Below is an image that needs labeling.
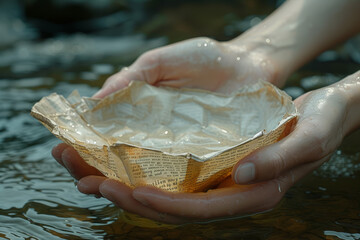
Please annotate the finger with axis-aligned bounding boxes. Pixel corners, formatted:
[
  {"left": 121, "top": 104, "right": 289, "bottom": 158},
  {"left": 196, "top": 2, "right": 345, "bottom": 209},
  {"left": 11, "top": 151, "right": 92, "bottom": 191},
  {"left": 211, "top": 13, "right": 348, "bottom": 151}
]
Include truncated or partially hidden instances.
[
  {"left": 93, "top": 38, "right": 218, "bottom": 98},
  {"left": 133, "top": 182, "right": 283, "bottom": 220},
  {"left": 77, "top": 175, "right": 107, "bottom": 196},
  {"left": 277, "top": 154, "right": 332, "bottom": 188},
  {"left": 93, "top": 49, "right": 163, "bottom": 98},
  {"left": 61, "top": 146, "right": 103, "bottom": 180},
  {"left": 99, "top": 179, "right": 187, "bottom": 224},
  {"left": 132, "top": 156, "right": 329, "bottom": 220},
  {"left": 51, "top": 143, "right": 69, "bottom": 166},
  {"left": 93, "top": 71, "right": 131, "bottom": 98},
  {"left": 232, "top": 115, "right": 336, "bottom": 184}
]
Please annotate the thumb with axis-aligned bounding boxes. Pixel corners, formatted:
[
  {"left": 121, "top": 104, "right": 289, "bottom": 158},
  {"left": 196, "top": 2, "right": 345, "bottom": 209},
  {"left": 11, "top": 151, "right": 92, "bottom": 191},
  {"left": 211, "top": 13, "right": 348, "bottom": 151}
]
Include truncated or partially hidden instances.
[
  {"left": 232, "top": 88, "right": 347, "bottom": 184},
  {"left": 93, "top": 49, "right": 163, "bottom": 98},
  {"left": 232, "top": 119, "right": 333, "bottom": 184}
]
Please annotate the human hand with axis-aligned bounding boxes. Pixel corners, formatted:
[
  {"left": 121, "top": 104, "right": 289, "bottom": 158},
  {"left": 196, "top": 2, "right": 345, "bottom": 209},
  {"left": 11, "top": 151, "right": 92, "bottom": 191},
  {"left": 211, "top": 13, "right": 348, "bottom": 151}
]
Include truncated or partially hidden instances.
[
  {"left": 52, "top": 72, "right": 357, "bottom": 224},
  {"left": 93, "top": 37, "right": 280, "bottom": 98},
  {"left": 121, "top": 81, "right": 350, "bottom": 223},
  {"left": 51, "top": 143, "right": 191, "bottom": 224},
  {"left": 51, "top": 36, "right": 283, "bottom": 224}
]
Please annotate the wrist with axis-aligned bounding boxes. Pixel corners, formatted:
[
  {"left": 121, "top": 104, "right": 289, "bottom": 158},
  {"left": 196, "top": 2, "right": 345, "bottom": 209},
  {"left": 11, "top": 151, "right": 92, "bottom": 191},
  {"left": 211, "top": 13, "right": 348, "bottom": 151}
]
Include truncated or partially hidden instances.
[
  {"left": 229, "top": 0, "right": 360, "bottom": 87},
  {"left": 222, "top": 38, "right": 286, "bottom": 87},
  {"left": 228, "top": 0, "right": 306, "bottom": 87},
  {"left": 227, "top": 37, "right": 290, "bottom": 87}
]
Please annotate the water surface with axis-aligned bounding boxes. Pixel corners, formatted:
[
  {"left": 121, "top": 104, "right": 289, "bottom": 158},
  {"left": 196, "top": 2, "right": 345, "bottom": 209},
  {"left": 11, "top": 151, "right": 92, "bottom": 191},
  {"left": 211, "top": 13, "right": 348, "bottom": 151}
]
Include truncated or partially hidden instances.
[{"left": 1, "top": 1, "right": 360, "bottom": 239}]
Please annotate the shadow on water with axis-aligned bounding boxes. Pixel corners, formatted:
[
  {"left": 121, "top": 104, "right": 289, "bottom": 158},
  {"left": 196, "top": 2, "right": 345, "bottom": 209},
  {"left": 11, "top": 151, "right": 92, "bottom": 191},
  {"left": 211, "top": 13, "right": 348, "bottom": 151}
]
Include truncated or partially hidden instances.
[{"left": 0, "top": 0, "right": 360, "bottom": 239}]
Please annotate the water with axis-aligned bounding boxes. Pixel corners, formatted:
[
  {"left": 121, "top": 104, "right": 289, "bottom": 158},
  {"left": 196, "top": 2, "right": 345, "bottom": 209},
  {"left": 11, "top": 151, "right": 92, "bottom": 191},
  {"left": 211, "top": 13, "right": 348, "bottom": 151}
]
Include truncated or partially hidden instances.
[{"left": 1, "top": 1, "right": 360, "bottom": 239}]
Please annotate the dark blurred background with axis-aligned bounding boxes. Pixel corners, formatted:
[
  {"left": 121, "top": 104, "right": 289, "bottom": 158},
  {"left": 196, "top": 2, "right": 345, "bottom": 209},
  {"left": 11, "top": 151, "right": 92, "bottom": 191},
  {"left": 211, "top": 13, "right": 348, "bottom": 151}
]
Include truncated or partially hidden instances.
[
  {"left": 1, "top": 0, "right": 280, "bottom": 40},
  {"left": 0, "top": 0, "right": 359, "bottom": 88},
  {"left": 1, "top": 1, "right": 360, "bottom": 239},
  {"left": 0, "top": 0, "right": 281, "bottom": 79}
]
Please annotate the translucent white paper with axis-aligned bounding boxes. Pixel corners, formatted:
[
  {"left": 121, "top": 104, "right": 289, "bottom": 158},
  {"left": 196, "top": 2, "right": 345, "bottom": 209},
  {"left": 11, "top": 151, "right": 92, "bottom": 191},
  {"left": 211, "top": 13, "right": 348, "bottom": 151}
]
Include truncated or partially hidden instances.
[{"left": 31, "top": 81, "right": 297, "bottom": 192}]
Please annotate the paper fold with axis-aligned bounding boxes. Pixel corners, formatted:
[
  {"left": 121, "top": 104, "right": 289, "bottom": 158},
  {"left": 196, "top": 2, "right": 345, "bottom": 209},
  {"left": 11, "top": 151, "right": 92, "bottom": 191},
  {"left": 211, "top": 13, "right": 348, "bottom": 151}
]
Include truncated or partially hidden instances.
[{"left": 31, "top": 81, "right": 297, "bottom": 192}]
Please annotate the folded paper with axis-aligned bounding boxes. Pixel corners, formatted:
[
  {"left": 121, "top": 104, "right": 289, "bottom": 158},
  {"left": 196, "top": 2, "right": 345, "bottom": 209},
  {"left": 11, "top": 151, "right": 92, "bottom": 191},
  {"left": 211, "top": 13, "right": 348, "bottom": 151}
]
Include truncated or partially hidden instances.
[{"left": 31, "top": 81, "right": 297, "bottom": 192}]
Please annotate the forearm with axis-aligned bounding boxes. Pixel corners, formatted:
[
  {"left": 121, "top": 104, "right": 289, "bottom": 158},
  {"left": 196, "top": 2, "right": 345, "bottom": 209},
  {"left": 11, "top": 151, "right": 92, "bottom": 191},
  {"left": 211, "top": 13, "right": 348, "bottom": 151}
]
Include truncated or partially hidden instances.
[
  {"left": 337, "top": 71, "right": 360, "bottom": 136},
  {"left": 230, "top": 0, "right": 360, "bottom": 85}
]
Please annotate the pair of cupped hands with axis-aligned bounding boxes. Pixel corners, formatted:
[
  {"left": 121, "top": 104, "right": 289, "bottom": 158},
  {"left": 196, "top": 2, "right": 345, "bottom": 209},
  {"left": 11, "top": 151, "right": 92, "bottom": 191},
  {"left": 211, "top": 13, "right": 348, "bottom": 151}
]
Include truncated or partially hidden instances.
[{"left": 52, "top": 38, "right": 348, "bottom": 224}]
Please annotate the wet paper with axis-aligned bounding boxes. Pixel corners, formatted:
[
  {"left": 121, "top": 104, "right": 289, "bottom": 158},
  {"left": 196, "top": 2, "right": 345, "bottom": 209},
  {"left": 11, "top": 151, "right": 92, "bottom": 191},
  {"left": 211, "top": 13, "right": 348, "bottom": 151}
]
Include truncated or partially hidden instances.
[{"left": 31, "top": 81, "right": 297, "bottom": 192}]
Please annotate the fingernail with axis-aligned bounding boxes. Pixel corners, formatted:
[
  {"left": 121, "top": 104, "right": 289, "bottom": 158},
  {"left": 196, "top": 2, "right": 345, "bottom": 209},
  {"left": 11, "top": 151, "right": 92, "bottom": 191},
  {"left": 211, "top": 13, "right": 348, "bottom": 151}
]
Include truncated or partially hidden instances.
[{"left": 235, "top": 162, "right": 255, "bottom": 184}]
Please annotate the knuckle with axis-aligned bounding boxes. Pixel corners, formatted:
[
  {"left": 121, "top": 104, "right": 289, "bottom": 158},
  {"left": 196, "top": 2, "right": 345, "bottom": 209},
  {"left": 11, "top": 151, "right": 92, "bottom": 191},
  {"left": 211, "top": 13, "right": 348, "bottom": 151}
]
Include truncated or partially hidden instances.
[
  {"left": 310, "top": 132, "right": 329, "bottom": 157},
  {"left": 137, "top": 50, "right": 162, "bottom": 83},
  {"left": 138, "top": 50, "right": 160, "bottom": 66},
  {"left": 268, "top": 150, "right": 287, "bottom": 179},
  {"left": 302, "top": 120, "right": 335, "bottom": 159}
]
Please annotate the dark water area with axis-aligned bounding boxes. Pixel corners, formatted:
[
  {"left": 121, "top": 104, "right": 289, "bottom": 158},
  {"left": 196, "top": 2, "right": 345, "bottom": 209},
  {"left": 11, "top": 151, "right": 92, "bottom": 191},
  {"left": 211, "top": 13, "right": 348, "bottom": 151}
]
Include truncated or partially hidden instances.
[{"left": 1, "top": 0, "right": 360, "bottom": 239}]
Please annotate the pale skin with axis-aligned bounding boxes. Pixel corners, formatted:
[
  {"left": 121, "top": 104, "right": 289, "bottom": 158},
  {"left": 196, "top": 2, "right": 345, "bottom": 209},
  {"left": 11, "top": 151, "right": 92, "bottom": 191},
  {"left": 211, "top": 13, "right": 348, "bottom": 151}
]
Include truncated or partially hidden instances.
[{"left": 52, "top": 0, "right": 360, "bottom": 224}]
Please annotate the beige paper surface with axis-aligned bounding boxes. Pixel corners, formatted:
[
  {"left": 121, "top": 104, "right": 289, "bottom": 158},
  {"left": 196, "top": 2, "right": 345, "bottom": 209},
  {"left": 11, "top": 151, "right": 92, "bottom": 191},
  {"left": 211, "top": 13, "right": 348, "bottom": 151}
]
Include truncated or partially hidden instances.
[{"left": 31, "top": 81, "right": 297, "bottom": 192}]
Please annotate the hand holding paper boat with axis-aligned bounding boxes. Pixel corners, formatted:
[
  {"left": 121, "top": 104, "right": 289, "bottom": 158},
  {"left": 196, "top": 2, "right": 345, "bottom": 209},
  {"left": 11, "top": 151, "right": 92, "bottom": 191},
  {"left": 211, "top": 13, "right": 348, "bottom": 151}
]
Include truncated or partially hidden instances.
[{"left": 31, "top": 81, "right": 297, "bottom": 192}]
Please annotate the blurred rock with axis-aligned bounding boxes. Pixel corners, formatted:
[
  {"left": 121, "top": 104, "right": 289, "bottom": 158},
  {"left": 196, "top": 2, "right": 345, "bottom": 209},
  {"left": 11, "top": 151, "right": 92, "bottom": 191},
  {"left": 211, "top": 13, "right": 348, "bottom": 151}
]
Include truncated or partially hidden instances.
[
  {"left": 313, "top": 150, "right": 360, "bottom": 179},
  {"left": 91, "top": 64, "right": 115, "bottom": 75},
  {"left": 346, "top": 34, "right": 360, "bottom": 64},
  {"left": 0, "top": 34, "right": 166, "bottom": 73},
  {"left": 300, "top": 74, "right": 340, "bottom": 91},
  {"left": 224, "top": 15, "right": 265, "bottom": 36},
  {"left": 23, "top": 0, "right": 135, "bottom": 36},
  {"left": 283, "top": 86, "right": 304, "bottom": 99},
  {"left": 0, "top": 0, "right": 37, "bottom": 48}
]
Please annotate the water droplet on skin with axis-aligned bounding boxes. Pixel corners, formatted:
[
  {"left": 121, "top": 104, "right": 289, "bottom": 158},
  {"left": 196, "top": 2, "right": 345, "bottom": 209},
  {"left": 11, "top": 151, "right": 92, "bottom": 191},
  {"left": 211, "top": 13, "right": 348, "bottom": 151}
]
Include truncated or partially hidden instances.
[{"left": 291, "top": 171, "right": 295, "bottom": 183}]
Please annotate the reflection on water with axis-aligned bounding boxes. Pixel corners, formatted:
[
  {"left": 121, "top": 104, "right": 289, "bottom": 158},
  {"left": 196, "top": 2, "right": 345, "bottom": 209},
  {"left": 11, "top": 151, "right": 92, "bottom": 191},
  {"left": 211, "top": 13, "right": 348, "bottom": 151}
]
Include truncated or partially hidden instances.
[
  {"left": 1, "top": 0, "right": 360, "bottom": 239},
  {"left": 0, "top": 34, "right": 165, "bottom": 75},
  {"left": 0, "top": 77, "right": 116, "bottom": 239}
]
